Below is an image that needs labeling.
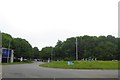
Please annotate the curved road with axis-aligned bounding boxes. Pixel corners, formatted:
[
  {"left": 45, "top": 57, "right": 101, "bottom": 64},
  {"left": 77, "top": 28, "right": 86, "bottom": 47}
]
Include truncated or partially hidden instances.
[{"left": 2, "top": 62, "right": 118, "bottom": 78}]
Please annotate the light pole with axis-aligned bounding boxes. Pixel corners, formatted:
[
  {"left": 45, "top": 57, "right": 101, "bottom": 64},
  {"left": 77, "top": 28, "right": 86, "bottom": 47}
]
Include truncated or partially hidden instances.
[
  {"left": 7, "top": 40, "right": 10, "bottom": 63},
  {"left": 0, "top": 31, "right": 1, "bottom": 48},
  {"left": 76, "top": 37, "right": 78, "bottom": 61},
  {"left": 51, "top": 48, "right": 53, "bottom": 61}
]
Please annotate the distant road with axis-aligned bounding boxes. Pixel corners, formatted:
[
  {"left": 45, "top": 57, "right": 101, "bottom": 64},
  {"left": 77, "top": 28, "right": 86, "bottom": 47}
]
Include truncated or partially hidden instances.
[{"left": 2, "top": 62, "right": 118, "bottom": 78}]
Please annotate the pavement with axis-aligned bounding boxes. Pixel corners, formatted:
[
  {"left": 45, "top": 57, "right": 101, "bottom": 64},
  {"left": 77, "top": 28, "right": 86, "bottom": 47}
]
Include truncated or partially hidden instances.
[{"left": 2, "top": 62, "right": 119, "bottom": 78}]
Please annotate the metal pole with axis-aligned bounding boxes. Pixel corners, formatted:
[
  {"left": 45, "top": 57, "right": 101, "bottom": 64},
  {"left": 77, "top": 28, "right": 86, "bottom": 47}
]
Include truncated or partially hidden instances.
[
  {"left": 51, "top": 48, "right": 53, "bottom": 61},
  {"left": 0, "top": 31, "right": 1, "bottom": 49},
  {"left": 52, "top": 48, "right": 55, "bottom": 61},
  {"left": 76, "top": 37, "right": 78, "bottom": 61},
  {"left": 7, "top": 40, "right": 10, "bottom": 63}
]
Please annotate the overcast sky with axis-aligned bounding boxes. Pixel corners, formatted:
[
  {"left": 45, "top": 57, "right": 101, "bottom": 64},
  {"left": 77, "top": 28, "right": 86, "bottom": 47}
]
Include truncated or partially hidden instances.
[{"left": 0, "top": 0, "right": 119, "bottom": 50}]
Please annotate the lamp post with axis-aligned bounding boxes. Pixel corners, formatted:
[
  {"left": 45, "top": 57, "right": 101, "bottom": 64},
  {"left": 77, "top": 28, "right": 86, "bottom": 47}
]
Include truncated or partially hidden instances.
[
  {"left": 76, "top": 37, "right": 78, "bottom": 61},
  {"left": 51, "top": 48, "right": 53, "bottom": 61},
  {"left": 7, "top": 40, "right": 10, "bottom": 63}
]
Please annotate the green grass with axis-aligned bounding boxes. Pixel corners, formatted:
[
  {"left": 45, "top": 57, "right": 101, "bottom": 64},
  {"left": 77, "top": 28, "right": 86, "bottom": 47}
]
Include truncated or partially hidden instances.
[
  {"left": 2, "top": 61, "right": 33, "bottom": 65},
  {"left": 39, "top": 61, "right": 119, "bottom": 69}
]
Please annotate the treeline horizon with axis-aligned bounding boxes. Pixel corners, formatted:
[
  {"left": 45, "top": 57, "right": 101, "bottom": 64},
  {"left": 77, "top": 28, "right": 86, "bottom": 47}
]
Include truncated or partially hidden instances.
[{"left": 2, "top": 32, "right": 120, "bottom": 61}]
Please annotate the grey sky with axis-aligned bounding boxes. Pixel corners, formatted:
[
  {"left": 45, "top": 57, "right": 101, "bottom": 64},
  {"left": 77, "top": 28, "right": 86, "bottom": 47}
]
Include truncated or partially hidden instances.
[{"left": 0, "top": 0, "right": 119, "bottom": 50}]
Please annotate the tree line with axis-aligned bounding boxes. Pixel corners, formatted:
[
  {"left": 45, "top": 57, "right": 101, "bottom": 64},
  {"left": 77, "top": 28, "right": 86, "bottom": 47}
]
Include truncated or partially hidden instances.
[
  {"left": 2, "top": 32, "right": 119, "bottom": 61},
  {"left": 2, "top": 33, "right": 39, "bottom": 60}
]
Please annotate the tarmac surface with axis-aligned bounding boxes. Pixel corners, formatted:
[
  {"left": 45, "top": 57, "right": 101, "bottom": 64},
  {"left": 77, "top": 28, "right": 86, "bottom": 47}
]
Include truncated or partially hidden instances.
[{"left": 2, "top": 62, "right": 118, "bottom": 78}]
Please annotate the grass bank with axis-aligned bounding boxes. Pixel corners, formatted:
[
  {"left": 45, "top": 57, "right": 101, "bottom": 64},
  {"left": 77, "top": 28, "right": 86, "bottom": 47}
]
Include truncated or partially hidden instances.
[{"left": 39, "top": 61, "right": 119, "bottom": 69}]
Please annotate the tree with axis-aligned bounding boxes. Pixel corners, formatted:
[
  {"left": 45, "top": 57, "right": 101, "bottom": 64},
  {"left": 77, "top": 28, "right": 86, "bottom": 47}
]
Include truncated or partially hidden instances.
[
  {"left": 2, "top": 32, "right": 38, "bottom": 60},
  {"left": 2, "top": 32, "right": 118, "bottom": 61},
  {"left": 40, "top": 47, "right": 52, "bottom": 60},
  {"left": 2, "top": 33, "right": 13, "bottom": 48},
  {"left": 54, "top": 40, "right": 64, "bottom": 60},
  {"left": 11, "top": 38, "right": 33, "bottom": 59},
  {"left": 51, "top": 35, "right": 118, "bottom": 60},
  {"left": 33, "top": 47, "right": 40, "bottom": 59},
  {"left": 58, "top": 37, "right": 76, "bottom": 60}
]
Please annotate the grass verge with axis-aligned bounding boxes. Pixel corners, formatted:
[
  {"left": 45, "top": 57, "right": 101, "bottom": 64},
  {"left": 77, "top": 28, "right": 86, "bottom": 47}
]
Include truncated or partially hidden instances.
[{"left": 39, "top": 61, "right": 119, "bottom": 69}]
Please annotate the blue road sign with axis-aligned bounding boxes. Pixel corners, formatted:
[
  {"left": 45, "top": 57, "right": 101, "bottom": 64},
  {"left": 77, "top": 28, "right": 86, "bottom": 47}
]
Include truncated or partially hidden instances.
[{"left": 2, "top": 48, "right": 12, "bottom": 58}]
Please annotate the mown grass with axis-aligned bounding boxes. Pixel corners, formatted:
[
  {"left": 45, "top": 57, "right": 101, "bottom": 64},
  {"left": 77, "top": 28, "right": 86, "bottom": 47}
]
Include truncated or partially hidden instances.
[{"left": 39, "top": 61, "right": 119, "bottom": 69}]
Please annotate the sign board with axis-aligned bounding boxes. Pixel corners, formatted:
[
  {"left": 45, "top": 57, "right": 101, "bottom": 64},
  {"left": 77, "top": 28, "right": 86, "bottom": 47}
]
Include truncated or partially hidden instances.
[{"left": 2, "top": 48, "right": 13, "bottom": 58}]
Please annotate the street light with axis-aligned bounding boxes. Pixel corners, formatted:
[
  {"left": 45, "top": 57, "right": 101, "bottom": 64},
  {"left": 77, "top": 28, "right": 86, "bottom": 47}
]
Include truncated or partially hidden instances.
[
  {"left": 76, "top": 37, "right": 78, "bottom": 61},
  {"left": 7, "top": 40, "right": 10, "bottom": 63},
  {"left": 51, "top": 48, "right": 53, "bottom": 61}
]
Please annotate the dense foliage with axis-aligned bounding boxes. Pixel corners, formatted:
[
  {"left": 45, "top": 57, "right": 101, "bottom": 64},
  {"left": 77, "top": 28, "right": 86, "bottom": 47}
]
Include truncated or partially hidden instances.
[
  {"left": 2, "top": 32, "right": 119, "bottom": 61},
  {"left": 2, "top": 33, "right": 40, "bottom": 59},
  {"left": 51, "top": 35, "right": 119, "bottom": 61}
]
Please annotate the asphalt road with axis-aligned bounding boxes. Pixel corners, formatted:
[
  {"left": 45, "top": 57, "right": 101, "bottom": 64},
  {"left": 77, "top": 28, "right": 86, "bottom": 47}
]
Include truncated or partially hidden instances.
[{"left": 2, "top": 62, "right": 118, "bottom": 78}]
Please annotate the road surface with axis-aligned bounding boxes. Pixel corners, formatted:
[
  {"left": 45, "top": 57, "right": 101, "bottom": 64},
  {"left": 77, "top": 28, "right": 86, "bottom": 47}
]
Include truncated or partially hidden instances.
[{"left": 2, "top": 62, "right": 118, "bottom": 78}]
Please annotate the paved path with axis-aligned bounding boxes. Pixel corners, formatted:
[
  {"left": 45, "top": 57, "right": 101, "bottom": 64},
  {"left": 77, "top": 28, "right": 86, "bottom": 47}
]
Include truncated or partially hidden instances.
[{"left": 2, "top": 62, "right": 118, "bottom": 78}]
